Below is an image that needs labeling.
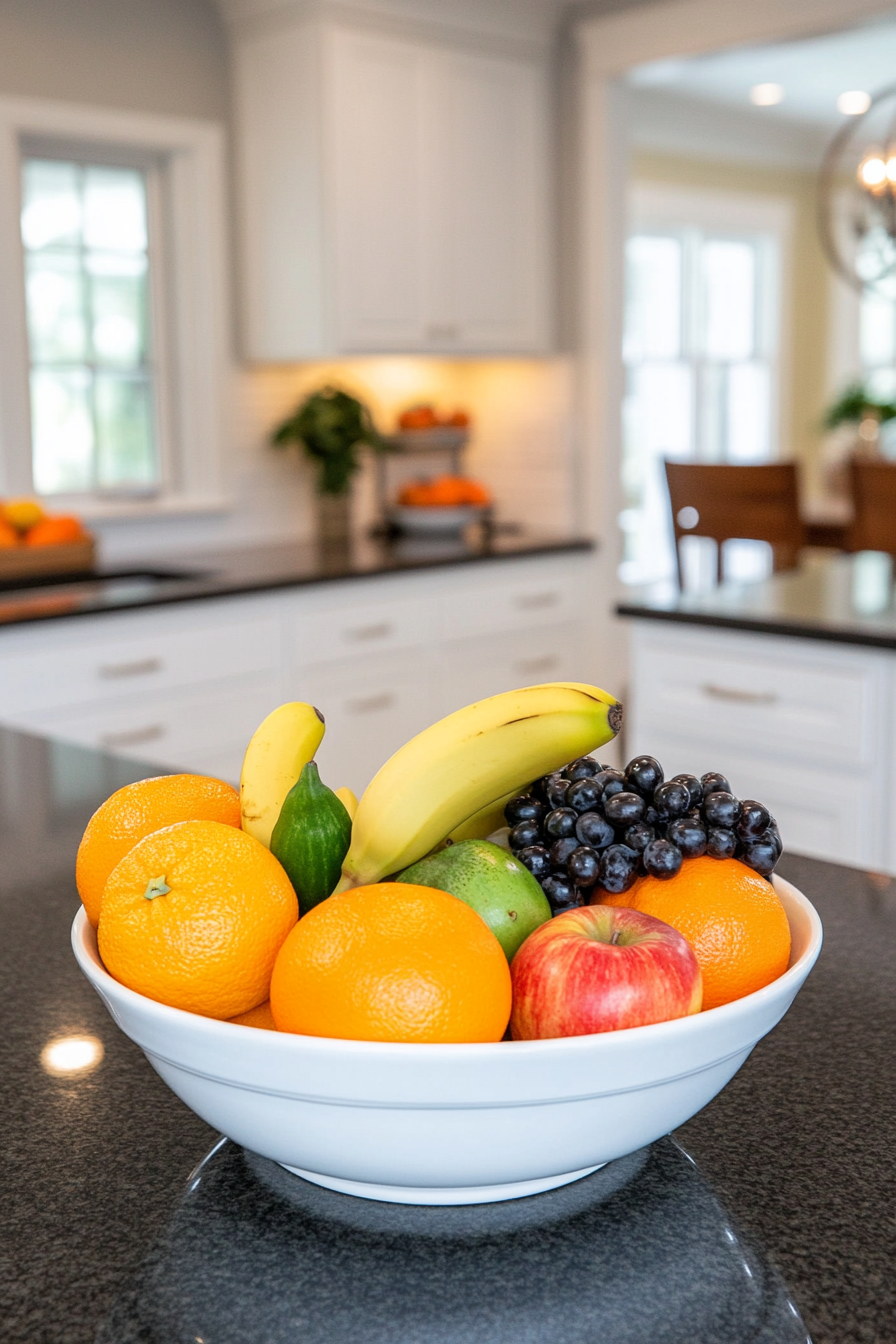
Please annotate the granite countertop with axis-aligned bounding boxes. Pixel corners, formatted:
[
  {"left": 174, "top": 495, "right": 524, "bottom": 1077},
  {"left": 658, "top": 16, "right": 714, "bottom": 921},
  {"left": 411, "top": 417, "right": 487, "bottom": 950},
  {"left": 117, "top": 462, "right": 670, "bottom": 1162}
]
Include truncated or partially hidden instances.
[
  {"left": 0, "top": 527, "right": 593, "bottom": 629},
  {"left": 2, "top": 728, "right": 894, "bottom": 1343},
  {"left": 617, "top": 549, "right": 896, "bottom": 650}
]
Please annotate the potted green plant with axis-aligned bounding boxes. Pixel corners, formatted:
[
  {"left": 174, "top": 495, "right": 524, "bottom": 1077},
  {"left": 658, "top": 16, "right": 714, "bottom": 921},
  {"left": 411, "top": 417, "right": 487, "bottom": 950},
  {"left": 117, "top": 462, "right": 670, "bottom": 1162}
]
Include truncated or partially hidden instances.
[
  {"left": 822, "top": 380, "right": 896, "bottom": 450},
  {"left": 271, "top": 387, "right": 384, "bottom": 543}
]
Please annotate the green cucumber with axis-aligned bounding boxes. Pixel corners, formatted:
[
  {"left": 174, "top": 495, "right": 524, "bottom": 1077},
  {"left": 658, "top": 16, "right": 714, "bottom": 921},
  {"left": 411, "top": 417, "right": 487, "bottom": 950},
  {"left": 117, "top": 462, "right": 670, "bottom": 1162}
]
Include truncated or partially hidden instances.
[{"left": 270, "top": 761, "right": 352, "bottom": 916}]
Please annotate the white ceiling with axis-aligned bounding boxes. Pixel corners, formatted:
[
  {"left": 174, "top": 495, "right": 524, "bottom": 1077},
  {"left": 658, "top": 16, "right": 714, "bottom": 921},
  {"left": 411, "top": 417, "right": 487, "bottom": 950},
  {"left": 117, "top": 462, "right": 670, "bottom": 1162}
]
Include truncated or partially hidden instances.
[{"left": 629, "top": 13, "right": 896, "bottom": 129}]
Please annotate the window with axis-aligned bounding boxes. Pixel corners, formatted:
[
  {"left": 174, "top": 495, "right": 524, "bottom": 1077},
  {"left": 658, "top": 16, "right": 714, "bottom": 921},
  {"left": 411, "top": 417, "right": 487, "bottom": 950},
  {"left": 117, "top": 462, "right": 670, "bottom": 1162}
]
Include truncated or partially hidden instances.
[
  {"left": 0, "top": 97, "right": 228, "bottom": 515},
  {"left": 21, "top": 158, "right": 158, "bottom": 496},
  {"left": 620, "top": 185, "right": 789, "bottom": 586}
]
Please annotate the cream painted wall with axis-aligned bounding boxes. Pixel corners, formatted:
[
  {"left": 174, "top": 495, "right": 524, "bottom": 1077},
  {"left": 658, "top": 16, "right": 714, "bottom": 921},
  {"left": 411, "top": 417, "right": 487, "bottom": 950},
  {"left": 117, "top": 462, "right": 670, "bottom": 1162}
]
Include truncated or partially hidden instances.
[{"left": 632, "top": 150, "right": 831, "bottom": 505}]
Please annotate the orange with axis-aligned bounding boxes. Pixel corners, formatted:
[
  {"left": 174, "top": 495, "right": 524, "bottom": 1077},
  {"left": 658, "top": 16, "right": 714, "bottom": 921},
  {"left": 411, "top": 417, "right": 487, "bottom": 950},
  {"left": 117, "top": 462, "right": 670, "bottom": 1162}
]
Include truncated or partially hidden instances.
[
  {"left": 98, "top": 820, "right": 298, "bottom": 1019},
  {"left": 76, "top": 774, "right": 241, "bottom": 927},
  {"left": 0, "top": 518, "right": 19, "bottom": 547},
  {"left": 25, "top": 515, "right": 86, "bottom": 546},
  {"left": 270, "top": 883, "right": 512, "bottom": 1043},
  {"left": 598, "top": 857, "right": 791, "bottom": 1011},
  {"left": 230, "top": 1000, "right": 277, "bottom": 1030}
]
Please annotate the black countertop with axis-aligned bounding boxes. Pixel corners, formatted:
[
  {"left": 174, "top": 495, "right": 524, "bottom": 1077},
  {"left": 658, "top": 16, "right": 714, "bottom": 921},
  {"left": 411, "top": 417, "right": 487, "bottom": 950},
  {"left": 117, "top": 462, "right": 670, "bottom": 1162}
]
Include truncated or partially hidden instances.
[
  {"left": 617, "top": 550, "right": 896, "bottom": 650},
  {"left": 0, "top": 527, "right": 593, "bottom": 629},
  {"left": 2, "top": 728, "right": 895, "bottom": 1343}
]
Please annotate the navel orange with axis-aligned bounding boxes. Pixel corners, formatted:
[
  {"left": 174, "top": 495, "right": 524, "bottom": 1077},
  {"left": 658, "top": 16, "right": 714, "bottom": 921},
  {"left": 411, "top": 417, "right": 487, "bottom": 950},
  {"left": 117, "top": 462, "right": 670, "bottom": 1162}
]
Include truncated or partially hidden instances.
[
  {"left": 76, "top": 773, "right": 241, "bottom": 927},
  {"left": 229, "top": 1000, "right": 277, "bottom": 1030},
  {"left": 270, "top": 883, "right": 512, "bottom": 1043},
  {"left": 597, "top": 856, "right": 791, "bottom": 1010},
  {"left": 98, "top": 820, "right": 298, "bottom": 1019}
]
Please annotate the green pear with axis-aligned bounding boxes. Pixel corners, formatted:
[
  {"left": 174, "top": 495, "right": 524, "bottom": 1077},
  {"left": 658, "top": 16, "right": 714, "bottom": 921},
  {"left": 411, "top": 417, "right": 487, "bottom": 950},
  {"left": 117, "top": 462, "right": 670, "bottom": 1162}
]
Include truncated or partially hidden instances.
[{"left": 396, "top": 839, "right": 551, "bottom": 962}]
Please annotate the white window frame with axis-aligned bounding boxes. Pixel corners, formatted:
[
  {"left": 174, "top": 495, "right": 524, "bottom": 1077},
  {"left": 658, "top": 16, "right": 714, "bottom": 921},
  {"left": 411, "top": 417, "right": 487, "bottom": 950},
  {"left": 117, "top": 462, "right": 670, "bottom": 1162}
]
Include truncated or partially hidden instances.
[{"left": 0, "top": 96, "right": 230, "bottom": 518}]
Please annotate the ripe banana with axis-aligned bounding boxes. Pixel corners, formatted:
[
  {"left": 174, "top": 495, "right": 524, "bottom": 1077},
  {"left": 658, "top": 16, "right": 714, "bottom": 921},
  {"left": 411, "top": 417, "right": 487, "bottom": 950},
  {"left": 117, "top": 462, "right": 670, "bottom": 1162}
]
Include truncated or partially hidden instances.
[
  {"left": 446, "top": 786, "right": 524, "bottom": 844},
  {"left": 240, "top": 702, "right": 326, "bottom": 848},
  {"left": 342, "top": 682, "right": 622, "bottom": 886},
  {"left": 334, "top": 786, "right": 359, "bottom": 821}
]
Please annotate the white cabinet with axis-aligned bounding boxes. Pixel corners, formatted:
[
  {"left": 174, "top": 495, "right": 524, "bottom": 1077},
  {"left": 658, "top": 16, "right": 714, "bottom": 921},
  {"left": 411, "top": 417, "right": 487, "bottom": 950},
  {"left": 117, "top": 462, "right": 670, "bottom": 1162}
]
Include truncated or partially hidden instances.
[
  {"left": 627, "top": 621, "right": 893, "bottom": 872},
  {"left": 234, "top": 20, "right": 551, "bottom": 358},
  {"left": 0, "top": 553, "right": 595, "bottom": 794}
]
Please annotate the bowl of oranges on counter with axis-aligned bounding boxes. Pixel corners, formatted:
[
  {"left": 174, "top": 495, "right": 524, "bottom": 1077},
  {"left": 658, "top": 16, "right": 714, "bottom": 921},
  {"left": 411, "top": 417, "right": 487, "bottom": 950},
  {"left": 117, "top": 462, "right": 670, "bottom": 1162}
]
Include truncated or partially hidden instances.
[
  {"left": 0, "top": 498, "right": 94, "bottom": 578},
  {"left": 72, "top": 683, "right": 822, "bottom": 1206},
  {"left": 391, "top": 474, "right": 492, "bottom": 534}
]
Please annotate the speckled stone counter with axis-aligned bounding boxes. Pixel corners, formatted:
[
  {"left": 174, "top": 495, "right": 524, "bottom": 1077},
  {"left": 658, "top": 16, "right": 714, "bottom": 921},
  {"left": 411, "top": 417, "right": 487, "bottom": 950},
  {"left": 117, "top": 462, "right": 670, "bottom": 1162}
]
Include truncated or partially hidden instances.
[{"left": 1, "top": 727, "right": 894, "bottom": 1343}]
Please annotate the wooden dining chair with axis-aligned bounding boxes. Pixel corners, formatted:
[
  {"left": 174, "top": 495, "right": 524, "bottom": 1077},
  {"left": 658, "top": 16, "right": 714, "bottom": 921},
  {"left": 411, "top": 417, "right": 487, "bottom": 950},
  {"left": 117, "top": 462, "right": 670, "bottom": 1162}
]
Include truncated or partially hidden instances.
[
  {"left": 664, "top": 461, "right": 807, "bottom": 587},
  {"left": 844, "top": 458, "right": 896, "bottom": 554}
]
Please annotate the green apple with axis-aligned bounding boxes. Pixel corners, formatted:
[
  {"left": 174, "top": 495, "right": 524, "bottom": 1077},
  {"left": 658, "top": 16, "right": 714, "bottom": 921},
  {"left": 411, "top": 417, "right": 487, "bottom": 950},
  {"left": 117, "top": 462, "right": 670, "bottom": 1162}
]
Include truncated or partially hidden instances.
[{"left": 395, "top": 839, "right": 551, "bottom": 962}]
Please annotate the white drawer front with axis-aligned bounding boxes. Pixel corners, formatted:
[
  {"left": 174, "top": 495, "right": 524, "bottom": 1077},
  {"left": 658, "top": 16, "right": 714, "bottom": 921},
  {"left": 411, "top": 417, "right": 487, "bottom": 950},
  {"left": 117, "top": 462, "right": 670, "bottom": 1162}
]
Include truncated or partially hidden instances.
[
  {"left": 287, "top": 657, "right": 435, "bottom": 797},
  {"left": 439, "top": 625, "right": 582, "bottom": 717},
  {"left": 286, "top": 595, "right": 432, "bottom": 669},
  {"left": 625, "top": 731, "right": 882, "bottom": 870},
  {"left": 630, "top": 625, "right": 886, "bottom": 769},
  {"left": 0, "top": 611, "right": 280, "bottom": 715},
  {"left": 440, "top": 568, "right": 580, "bottom": 641},
  {"left": 18, "top": 676, "right": 282, "bottom": 783}
]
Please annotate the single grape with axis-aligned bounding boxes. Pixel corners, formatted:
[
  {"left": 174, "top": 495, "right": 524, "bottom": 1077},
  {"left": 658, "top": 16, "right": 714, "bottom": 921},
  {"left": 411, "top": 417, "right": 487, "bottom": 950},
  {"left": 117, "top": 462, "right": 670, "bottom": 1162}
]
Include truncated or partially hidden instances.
[
  {"left": 593, "top": 769, "right": 625, "bottom": 800},
  {"left": 517, "top": 844, "right": 551, "bottom": 881},
  {"left": 603, "top": 790, "right": 646, "bottom": 826},
  {"left": 542, "top": 873, "right": 581, "bottom": 913},
  {"left": 671, "top": 773, "right": 703, "bottom": 809},
  {"left": 545, "top": 776, "right": 572, "bottom": 808},
  {"left": 706, "top": 826, "right": 737, "bottom": 859},
  {"left": 644, "top": 805, "right": 660, "bottom": 829},
  {"left": 550, "top": 836, "right": 580, "bottom": 870},
  {"left": 568, "top": 844, "right": 600, "bottom": 887},
  {"left": 740, "top": 838, "right": 778, "bottom": 876},
  {"left": 666, "top": 816, "right": 707, "bottom": 858},
  {"left": 736, "top": 800, "right": 771, "bottom": 840},
  {"left": 622, "top": 820, "right": 656, "bottom": 853},
  {"left": 760, "top": 824, "right": 783, "bottom": 858},
  {"left": 642, "top": 838, "right": 683, "bottom": 879},
  {"left": 563, "top": 756, "right": 600, "bottom": 781},
  {"left": 504, "top": 794, "right": 544, "bottom": 827},
  {"left": 509, "top": 819, "right": 541, "bottom": 852},
  {"left": 531, "top": 774, "right": 559, "bottom": 804},
  {"left": 702, "top": 791, "right": 743, "bottom": 829},
  {"left": 653, "top": 780, "right": 691, "bottom": 821},
  {"left": 701, "top": 771, "right": 731, "bottom": 797},
  {"left": 598, "top": 844, "right": 639, "bottom": 894},
  {"left": 623, "top": 756, "right": 664, "bottom": 797},
  {"left": 544, "top": 807, "right": 577, "bottom": 840},
  {"left": 575, "top": 810, "right": 615, "bottom": 849},
  {"left": 566, "top": 777, "right": 602, "bottom": 813}
]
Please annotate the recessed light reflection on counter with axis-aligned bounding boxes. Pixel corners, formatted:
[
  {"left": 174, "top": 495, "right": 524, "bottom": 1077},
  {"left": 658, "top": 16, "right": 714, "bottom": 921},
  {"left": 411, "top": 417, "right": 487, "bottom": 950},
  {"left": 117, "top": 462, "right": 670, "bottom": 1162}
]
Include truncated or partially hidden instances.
[{"left": 40, "top": 1035, "right": 104, "bottom": 1076}]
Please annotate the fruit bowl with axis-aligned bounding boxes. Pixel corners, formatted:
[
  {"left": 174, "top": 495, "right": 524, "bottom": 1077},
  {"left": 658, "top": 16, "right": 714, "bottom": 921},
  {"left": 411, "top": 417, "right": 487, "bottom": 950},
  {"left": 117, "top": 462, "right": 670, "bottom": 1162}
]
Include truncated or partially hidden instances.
[
  {"left": 388, "top": 503, "right": 489, "bottom": 534},
  {"left": 72, "top": 875, "right": 821, "bottom": 1207}
]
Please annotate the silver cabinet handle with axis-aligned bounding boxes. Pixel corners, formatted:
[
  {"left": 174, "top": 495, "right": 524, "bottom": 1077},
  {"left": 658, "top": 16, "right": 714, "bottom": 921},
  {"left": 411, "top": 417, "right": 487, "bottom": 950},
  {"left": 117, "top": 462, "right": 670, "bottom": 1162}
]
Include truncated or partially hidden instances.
[
  {"left": 346, "top": 623, "right": 393, "bottom": 643},
  {"left": 515, "top": 592, "right": 560, "bottom": 611},
  {"left": 515, "top": 654, "right": 559, "bottom": 676},
  {"left": 346, "top": 692, "right": 395, "bottom": 715},
  {"left": 701, "top": 684, "right": 779, "bottom": 706},
  {"left": 100, "top": 724, "right": 165, "bottom": 749},
  {"left": 98, "top": 657, "right": 163, "bottom": 680}
]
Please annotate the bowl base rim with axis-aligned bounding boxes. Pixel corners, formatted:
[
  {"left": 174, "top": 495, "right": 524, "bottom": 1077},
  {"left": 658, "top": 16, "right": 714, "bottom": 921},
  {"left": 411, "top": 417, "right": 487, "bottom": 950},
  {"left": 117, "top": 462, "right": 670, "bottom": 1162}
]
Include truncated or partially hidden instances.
[{"left": 278, "top": 1160, "right": 606, "bottom": 1205}]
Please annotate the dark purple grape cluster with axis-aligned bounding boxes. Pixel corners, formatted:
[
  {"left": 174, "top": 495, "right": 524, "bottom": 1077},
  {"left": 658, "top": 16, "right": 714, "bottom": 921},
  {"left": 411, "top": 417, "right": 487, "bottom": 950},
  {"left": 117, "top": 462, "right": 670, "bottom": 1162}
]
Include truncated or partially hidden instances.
[{"left": 504, "top": 756, "right": 782, "bottom": 916}]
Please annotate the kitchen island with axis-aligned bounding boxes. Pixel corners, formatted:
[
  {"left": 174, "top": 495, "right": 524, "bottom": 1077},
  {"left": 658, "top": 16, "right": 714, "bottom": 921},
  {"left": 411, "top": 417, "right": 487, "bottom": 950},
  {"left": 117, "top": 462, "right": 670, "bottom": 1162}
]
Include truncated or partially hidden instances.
[
  {"left": 1, "top": 726, "right": 893, "bottom": 1344},
  {"left": 617, "top": 552, "right": 896, "bottom": 875}
]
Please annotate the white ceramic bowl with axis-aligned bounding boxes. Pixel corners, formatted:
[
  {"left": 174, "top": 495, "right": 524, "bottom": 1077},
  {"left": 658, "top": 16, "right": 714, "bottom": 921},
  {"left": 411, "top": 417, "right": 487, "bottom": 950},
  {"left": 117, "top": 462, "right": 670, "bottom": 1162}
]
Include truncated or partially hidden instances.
[
  {"left": 72, "top": 875, "right": 821, "bottom": 1206},
  {"left": 389, "top": 504, "right": 489, "bottom": 534}
]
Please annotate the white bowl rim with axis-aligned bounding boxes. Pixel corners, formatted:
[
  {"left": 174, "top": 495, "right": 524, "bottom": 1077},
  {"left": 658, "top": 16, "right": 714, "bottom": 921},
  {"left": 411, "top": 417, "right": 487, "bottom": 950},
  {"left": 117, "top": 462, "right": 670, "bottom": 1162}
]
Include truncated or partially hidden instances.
[{"left": 72, "top": 873, "right": 822, "bottom": 1061}]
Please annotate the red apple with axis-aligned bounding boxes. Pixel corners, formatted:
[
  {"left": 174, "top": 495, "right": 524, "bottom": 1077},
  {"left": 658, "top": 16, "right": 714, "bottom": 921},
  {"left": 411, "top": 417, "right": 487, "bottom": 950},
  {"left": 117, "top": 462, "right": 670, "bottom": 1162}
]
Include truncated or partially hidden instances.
[{"left": 510, "top": 905, "right": 702, "bottom": 1040}]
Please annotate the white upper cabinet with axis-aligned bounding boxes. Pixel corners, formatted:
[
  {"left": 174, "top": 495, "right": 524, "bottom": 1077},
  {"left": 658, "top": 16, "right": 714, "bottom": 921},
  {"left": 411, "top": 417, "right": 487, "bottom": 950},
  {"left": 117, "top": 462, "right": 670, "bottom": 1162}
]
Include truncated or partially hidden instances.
[{"left": 234, "top": 20, "right": 552, "bottom": 358}]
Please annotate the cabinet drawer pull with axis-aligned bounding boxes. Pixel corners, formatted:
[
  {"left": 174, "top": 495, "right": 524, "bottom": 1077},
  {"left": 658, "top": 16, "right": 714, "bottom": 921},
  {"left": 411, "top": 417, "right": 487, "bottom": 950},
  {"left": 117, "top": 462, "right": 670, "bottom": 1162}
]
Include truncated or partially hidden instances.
[
  {"left": 701, "top": 683, "right": 779, "bottom": 706},
  {"left": 100, "top": 724, "right": 165, "bottom": 749},
  {"left": 98, "top": 657, "right": 164, "bottom": 680},
  {"left": 514, "top": 591, "right": 560, "bottom": 611},
  {"left": 345, "top": 623, "right": 393, "bottom": 643},
  {"left": 515, "top": 654, "right": 559, "bottom": 676},
  {"left": 345, "top": 692, "right": 395, "bottom": 715}
]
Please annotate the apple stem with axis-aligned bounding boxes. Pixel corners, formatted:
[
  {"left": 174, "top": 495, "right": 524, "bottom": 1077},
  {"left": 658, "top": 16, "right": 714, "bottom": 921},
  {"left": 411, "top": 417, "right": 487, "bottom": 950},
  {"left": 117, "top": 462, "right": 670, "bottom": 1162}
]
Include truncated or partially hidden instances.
[{"left": 611, "top": 929, "right": 621, "bottom": 946}]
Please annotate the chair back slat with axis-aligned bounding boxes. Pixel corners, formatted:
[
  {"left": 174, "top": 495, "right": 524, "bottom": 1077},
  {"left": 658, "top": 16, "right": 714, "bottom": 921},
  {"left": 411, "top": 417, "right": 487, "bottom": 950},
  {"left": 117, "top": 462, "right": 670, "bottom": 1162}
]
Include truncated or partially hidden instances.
[
  {"left": 664, "top": 461, "right": 806, "bottom": 586},
  {"left": 845, "top": 460, "right": 896, "bottom": 555}
]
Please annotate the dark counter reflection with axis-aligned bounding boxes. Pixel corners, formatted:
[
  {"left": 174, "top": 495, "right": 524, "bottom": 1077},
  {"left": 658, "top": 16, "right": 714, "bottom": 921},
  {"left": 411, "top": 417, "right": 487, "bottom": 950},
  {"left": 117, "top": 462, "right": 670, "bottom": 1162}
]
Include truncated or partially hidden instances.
[{"left": 99, "top": 1136, "right": 810, "bottom": 1344}]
